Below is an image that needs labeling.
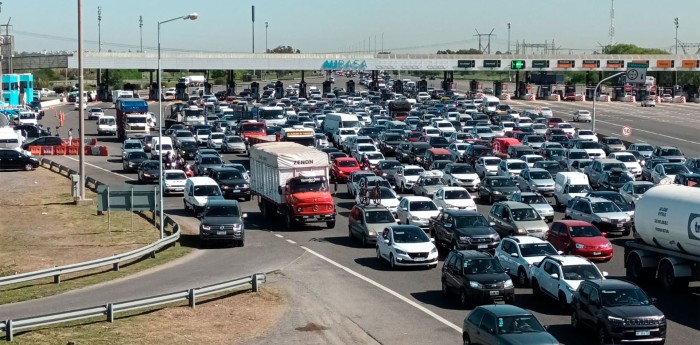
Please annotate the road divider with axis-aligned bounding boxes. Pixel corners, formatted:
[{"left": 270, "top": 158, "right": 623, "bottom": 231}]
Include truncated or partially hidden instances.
[
  {"left": 546, "top": 94, "right": 561, "bottom": 101},
  {"left": 39, "top": 99, "right": 63, "bottom": 108}
]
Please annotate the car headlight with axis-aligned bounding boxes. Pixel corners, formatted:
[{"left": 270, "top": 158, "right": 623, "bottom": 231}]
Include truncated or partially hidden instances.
[
  {"left": 607, "top": 316, "right": 625, "bottom": 325},
  {"left": 623, "top": 217, "right": 631, "bottom": 222},
  {"left": 604, "top": 242, "right": 612, "bottom": 248},
  {"left": 504, "top": 279, "right": 514, "bottom": 288},
  {"left": 458, "top": 236, "right": 469, "bottom": 242},
  {"left": 232, "top": 223, "right": 242, "bottom": 230},
  {"left": 395, "top": 249, "right": 407, "bottom": 255},
  {"left": 411, "top": 216, "right": 421, "bottom": 221},
  {"left": 368, "top": 230, "right": 376, "bottom": 237},
  {"left": 222, "top": 185, "right": 230, "bottom": 190},
  {"left": 296, "top": 207, "right": 302, "bottom": 212},
  {"left": 518, "top": 228, "right": 527, "bottom": 234},
  {"left": 382, "top": 173, "right": 387, "bottom": 176},
  {"left": 492, "top": 191, "right": 502, "bottom": 195},
  {"left": 469, "top": 281, "right": 483, "bottom": 289},
  {"left": 600, "top": 217, "right": 610, "bottom": 223},
  {"left": 575, "top": 243, "right": 585, "bottom": 249},
  {"left": 201, "top": 225, "right": 211, "bottom": 231},
  {"left": 430, "top": 247, "right": 438, "bottom": 254}
]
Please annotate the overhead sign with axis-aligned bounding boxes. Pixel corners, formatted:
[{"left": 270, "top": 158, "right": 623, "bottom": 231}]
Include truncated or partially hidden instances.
[
  {"left": 457, "top": 60, "right": 475, "bottom": 68},
  {"left": 606, "top": 60, "right": 625, "bottom": 68},
  {"left": 321, "top": 60, "right": 367, "bottom": 71},
  {"left": 557, "top": 60, "right": 575, "bottom": 68},
  {"left": 582, "top": 60, "right": 600, "bottom": 68},
  {"left": 626, "top": 62, "right": 648, "bottom": 84},
  {"left": 621, "top": 126, "right": 632, "bottom": 137},
  {"left": 510, "top": 60, "right": 526, "bottom": 70},
  {"left": 483, "top": 60, "right": 501, "bottom": 68},
  {"left": 656, "top": 60, "right": 674, "bottom": 68},
  {"left": 532, "top": 60, "right": 550, "bottom": 68},
  {"left": 681, "top": 60, "right": 699, "bottom": 68}
]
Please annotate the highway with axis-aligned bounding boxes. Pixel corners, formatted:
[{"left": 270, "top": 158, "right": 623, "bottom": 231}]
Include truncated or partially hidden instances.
[{"left": 1, "top": 90, "right": 698, "bottom": 344}]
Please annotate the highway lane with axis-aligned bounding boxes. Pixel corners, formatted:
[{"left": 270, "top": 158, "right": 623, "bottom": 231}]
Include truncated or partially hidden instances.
[{"left": 13, "top": 98, "right": 699, "bottom": 344}]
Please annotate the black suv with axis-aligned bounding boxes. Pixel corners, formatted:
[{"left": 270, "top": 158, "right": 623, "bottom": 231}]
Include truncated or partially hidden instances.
[
  {"left": 408, "top": 142, "right": 431, "bottom": 166},
  {"left": 199, "top": 199, "right": 248, "bottom": 247},
  {"left": 208, "top": 167, "right": 251, "bottom": 201},
  {"left": 395, "top": 142, "right": 413, "bottom": 163},
  {"left": 429, "top": 209, "right": 500, "bottom": 252},
  {"left": 571, "top": 279, "right": 666, "bottom": 345},
  {"left": 441, "top": 250, "right": 515, "bottom": 307}
]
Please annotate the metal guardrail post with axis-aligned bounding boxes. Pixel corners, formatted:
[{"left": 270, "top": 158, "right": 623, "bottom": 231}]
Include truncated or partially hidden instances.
[
  {"left": 53, "top": 268, "right": 61, "bottom": 284},
  {"left": 188, "top": 289, "right": 196, "bottom": 309},
  {"left": 113, "top": 254, "right": 119, "bottom": 271},
  {"left": 106, "top": 304, "right": 114, "bottom": 323},
  {"left": 5, "top": 320, "right": 12, "bottom": 341},
  {"left": 252, "top": 273, "right": 259, "bottom": 292}
]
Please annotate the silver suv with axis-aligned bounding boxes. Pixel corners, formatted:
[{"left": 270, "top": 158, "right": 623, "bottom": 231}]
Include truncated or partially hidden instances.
[{"left": 565, "top": 197, "right": 631, "bottom": 235}]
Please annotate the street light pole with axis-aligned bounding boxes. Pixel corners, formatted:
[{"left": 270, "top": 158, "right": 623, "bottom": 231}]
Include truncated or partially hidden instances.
[
  {"left": 265, "top": 22, "right": 268, "bottom": 53},
  {"left": 139, "top": 15, "right": 143, "bottom": 53},
  {"left": 592, "top": 71, "right": 625, "bottom": 132},
  {"left": 78, "top": 0, "right": 86, "bottom": 201},
  {"left": 157, "top": 12, "right": 198, "bottom": 238},
  {"left": 674, "top": 17, "right": 679, "bottom": 89}
]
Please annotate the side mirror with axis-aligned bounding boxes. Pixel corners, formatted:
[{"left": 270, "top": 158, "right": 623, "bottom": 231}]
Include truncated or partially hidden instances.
[
  {"left": 601, "top": 232, "right": 608, "bottom": 238},
  {"left": 489, "top": 222, "right": 496, "bottom": 226},
  {"left": 504, "top": 267, "right": 511, "bottom": 274},
  {"left": 602, "top": 271, "right": 609, "bottom": 277},
  {"left": 437, "top": 206, "right": 444, "bottom": 211},
  {"left": 651, "top": 297, "right": 658, "bottom": 304},
  {"left": 550, "top": 273, "right": 559, "bottom": 280},
  {"left": 444, "top": 223, "right": 452, "bottom": 228},
  {"left": 430, "top": 238, "right": 436, "bottom": 243},
  {"left": 384, "top": 239, "right": 390, "bottom": 245},
  {"left": 510, "top": 252, "right": 519, "bottom": 258}
]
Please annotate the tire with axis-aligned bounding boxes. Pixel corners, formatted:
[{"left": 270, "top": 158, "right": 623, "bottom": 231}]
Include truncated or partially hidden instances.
[
  {"left": 459, "top": 289, "right": 469, "bottom": 308},
  {"left": 626, "top": 253, "right": 651, "bottom": 283},
  {"left": 659, "top": 260, "right": 689, "bottom": 291},
  {"left": 348, "top": 225, "right": 353, "bottom": 239},
  {"left": 441, "top": 279, "right": 449, "bottom": 296},
  {"left": 532, "top": 280, "right": 542, "bottom": 299},
  {"left": 285, "top": 212, "right": 295, "bottom": 230},
  {"left": 463, "top": 333, "right": 472, "bottom": 345},
  {"left": 376, "top": 247, "right": 383, "bottom": 263},
  {"left": 183, "top": 200, "right": 188, "bottom": 212},
  {"left": 488, "top": 194, "right": 494, "bottom": 205},
  {"left": 326, "top": 221, "right": 336, "bottom": 229},
  {"left": 451, "top": 241, "right": 460, "bottom": 252},
  {"left": 517, "top": 267, "right": 529, "bottom": 287},
  {"left": 361, "top": 233, "right": 369, "bottom": 247},
  {"left": 571, "top": 310, "right": 581, "bottom": 331},
  {"left": 24, "top": 163, "right": 34, "bottom": 171},
  {"left": 244, "top": 195, "right": 252, "bottom": 202},
  {"left": 390, "top": 254, "right": 397, "bottom": 270},
  {"left": 238, "top": 240, "right": 245, "bottom": 247},
  {"left": 505, "top": 295, "right": 515, "bottom": 304},
  {"left": 559, "top": 292, "right": 569, "bottom": 312},
  {"left": 597, "top": 326, "right": 610, "bottom": 345}
]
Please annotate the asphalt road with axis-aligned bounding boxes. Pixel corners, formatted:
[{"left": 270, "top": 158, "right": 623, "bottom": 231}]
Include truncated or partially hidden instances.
[{"left": 2, "top": 93, "right": 698, "bottom": 344}]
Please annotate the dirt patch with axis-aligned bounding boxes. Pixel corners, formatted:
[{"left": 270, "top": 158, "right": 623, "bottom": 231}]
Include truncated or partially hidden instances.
[
  {"left": 0, "top": 168, "right": 159, "bottom": 276},
  {"left": 295, "top": 322, "right": 330, "bottom": 332},
  {"left": 13, "top": 287, "right": 288, "bottom": 345}
]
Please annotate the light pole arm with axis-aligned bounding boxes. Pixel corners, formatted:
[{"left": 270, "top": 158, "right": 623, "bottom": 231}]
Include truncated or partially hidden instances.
[{"left": 592, "top": 71, "right": 626, "bottom": 132}]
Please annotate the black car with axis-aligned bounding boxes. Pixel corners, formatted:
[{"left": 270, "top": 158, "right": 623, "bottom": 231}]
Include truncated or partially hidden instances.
[
  {"left": 596, "top": 169, "right": 634, "bottom": 191},
  {"left": 408, "top": 142, "right": 431, "bottom": 165},
  {"left": 194, "top": 154, "right": 223, "bottom": 176},
  {"left": 571, "top": 279, "right": 666, "bottom": 345},
  {"left": 208, "top": 167, "right": 251, "bottom": 201},
  {"left": 178, "top": 141, "right": 199, "bottom": 160},
  {"left": 426, "top": 136, "right": 449, "bottom": 149},
  {"left": 199, "top": 199, "right": 247, "bottom": 247},
  {"left": 441, "top": 250, "right": 515, "bottom": 307},
  {"left": 585, "top": 191, "right": 634, "bottom": 213},
  {"left": 137, "top": 160, "right": 161, "bottom": 184},
  {"left": 429, "top": 209, "right": 500, "bottom": 252},
  {"left": 673, "top": 172, "right": 700, "bottom": 187},
  {"left": 373, "top": 160, "right": 402, "bottom": 185},
  {"left": 0, "top": 148, "right": 39, "bottom": 170},
  {"left": 478, "top": 176, "right": 520, "bottom": 204},
  {"left": 463, "top": 145, "right": 492, "bottom": 166},
  {"left": 378, "top": 133, "right": 403, "bottom": 156},
  {"left": 320, "top": 147, "right": 340, "bottom": 154},
  {"left": 395, "top": 142, "right": 413, "bottom": 163},
  {"left": 123, "top": 151, "right": 149, "bottom": 172},
  {"left": 13, "top": 124, "right": 50, "bottom": 139},
  {"left": 684, "top": 157, "right": 700, "bottom": 174},
  {"left": 21, "top": 136, "right": 65, "bottom": 150}
]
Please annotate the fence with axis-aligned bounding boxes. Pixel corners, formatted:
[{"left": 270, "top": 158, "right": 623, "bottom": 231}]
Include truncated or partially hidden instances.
[{"left": 0, "top": 273, "right": 266, "bottom": 341}]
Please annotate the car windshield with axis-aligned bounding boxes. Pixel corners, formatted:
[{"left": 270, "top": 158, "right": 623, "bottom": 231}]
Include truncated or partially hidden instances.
[
  {"left": 380, "top": 161, "right": 402, "bottom": 169},
  {"left": 507, "top": 162, "right": 528, "bottom": 170},
  {"left": 616, "top": 155, "right": 636, "bottom": 162},
  {"left": 124, "top": 142, "right": 141, "bottom": 149},
  {"left": 520, "top": 243, "right": 558, "bottom": 257},
  {"left": 580, "top": 142, "right": 602, "bottom": 149},
  {"left": 608, "top": 174, "right": 633, "bottom": 183},
  {"left": 200, "top": 156, "right": 222, "bottom": 165},
  {"left": 634, "top": 145, "right": 654, "bottom": 152},
  {"left": 100, "top": 118, "right": 116, "bottom": 125},
  {"left": 218, "top": 170, "right": 243, "bottom": 180},
  {"left": 591, "top": 201, "right": 621, "bottom": 213},
  {"left": 529, "top": 171, "right": 551, "bottom": 180},
  {"left": 290, "top": 177, "right": 329, "bottom": 193},
  {"left": 409, "top": 200, "right": 438, "bottom": 211},
  {"left": 129, "top": 152, "right": 148, "bottom": 160},
  {"left": 603, "top": 163, "right": 626, "bottom": 171},
  {"left": 490, "top": 178, "right": 516, "bottom": 187},
  {"left": 576, "top": 161, "right": 593, "bottom": 169},
  {"left": 339, "top": 160, "right": 358, "bottom": 167},
  {"left": 567, "top": 185, "right": 590, "bottom": 193},
  {"left": 450, "top": 165, "right": 476, "bottom": 173},
  {"left": 176, "top": 132, "right": 194, "bottom": 138},
  {"left": 600, "top": 288, "right": 651, "bottom": 307},
  {"left": 210, "top": 133, "right": 225, "bottom": 139},
  {"left": 445, "top": 190, "right": 471, "bottom": 199},
  {"left": 420, "top": 177, "right": 442, "bottom": 186},
  {"left": 562, "top": 264, "right": 603, "bottom": 280},
  {"left": 405, "top": 169, "right": 424, "bottom": 176},
  {"left": 521, "top": 194, "right": 548, "bottom": 204},
  {"left": 181, "top": 141, "right": 197, "bottom": 149},
  {"left": 165, "top": 172, "right": 186, "bottom": 180},
  {"left": 365, "top": 210, "right": 395, "bottom": 223},
  {"left": 660, "top": 148, "right": 682, "bottom": 156},
  {"left": 432, "top": 161, "right": 449, "bottom": 169},
  {"left": 664, "top": 164, "right": 688, "bottom": 174},
  {"left": 511, "top": 208, "right": 542, "bottom": 221},
  {"left": 193, "top": 185, "right": 222, "bottom": 197},
  {"left": 484, "top": 159, "right": 500, "bottom": 166},
  {"left": 463, "top": 258, "right": 504, "bottom": 274},
  {"left": 558, "top": 124, "right": 573, "bottom": 129},
  {"left": 197, "top": 129, "right": 211, "bottom": 136},
  {"left": 205, "top": 205, "right": 240, "bottom": 217},
  {"left": 526, "top": 136, "right": 544, "bottom": 143},
  {"left": 633, "top": 184, "right": 652, "bottom": 194},
  {"left": 496, "top": 315, "right": 546, "bottom": 334},
  {"left": 569, "top": 151, "right": 589, "bottom": 160},
  {"left": 227, "top": 136, "right": 243, "bottom": 143},
  {"left": 454, "top": 215, "right": 489, "bottom": 227},
  {"left": 392, "top": 227, "right": 430, "bottom": 243},
  {"left": 569, "top": 225, "right": 602, "bottom": 237},
  {"left": 578, "top": 131, "right": 594, "bottom": 136},
  {"left": 379, "top": 188, "right": 396, "bottom": 199},
  {"left": 366, "top": 153, "right": 383, "bottom": 160},
  {"left": 605, "top": 138, "right": 623, "bottom": 145}
]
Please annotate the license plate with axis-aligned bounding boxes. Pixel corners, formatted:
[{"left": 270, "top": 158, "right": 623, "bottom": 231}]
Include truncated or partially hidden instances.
[
  {"left": 478, "top": 244, "right": 488, "bottom": 249},
  {"left": 233, "top": 189, "right": 240, "bottom": 193},
  {"left": 489, "top": 291, "right": 499, "bottom": 296},
  {"left": 616, "top": 223, "right": 623, "bottom": 228},
  {"left": 413, "top": 257, "right": 425, "bottom": 261},
  {"left": 593, "top": 252, "right": 601, "bottom": 255},
  {"left": 636, "top": 330, "right": 651, "bottom": 336},
  {"left": 216, "top": 231, "right": 226, "bottom": 235}
]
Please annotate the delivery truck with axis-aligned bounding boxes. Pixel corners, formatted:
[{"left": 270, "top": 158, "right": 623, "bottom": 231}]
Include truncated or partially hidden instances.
[
  {"left": 250, "top": 142, "right": 336, "bottom": 230},
  {"left": 624, "top": 185, "right": 700, "bottom": 291}
]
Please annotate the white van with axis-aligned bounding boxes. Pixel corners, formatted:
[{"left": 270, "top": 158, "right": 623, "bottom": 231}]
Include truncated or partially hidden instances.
[
  {"left": 151, "top": 136, "right": 174, "bottom": 159},
  {"left": 183, "top": 177, "right": 224, "bottom": 216},
  {"left": 322, "top": 113, "right": 361, "bottom": 136},
  {"left": 97, "top": 116, "right": 117, "bottom": 136},
  {"left": 17, "top": 112, "right": 38, "bottom": 126},
  {"left": 0, "top": 128, "right": 24, "bottom": 152},
  {"left": 553, "top": 172, "right": 591, "bottom": 207},
  {"left": 481, "top": 95, "right": 500, "bottom": 114}
]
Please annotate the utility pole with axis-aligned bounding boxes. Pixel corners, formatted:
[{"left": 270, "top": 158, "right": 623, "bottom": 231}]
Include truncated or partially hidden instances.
[
  {"left": 78, "top": 0, "right": 87, "bottom": 202},
  {"left": 251, "top": 6, "right": 255, "bottom": 53},
  {"left": 507, "top": 23, "right": 511, "bottom": 54},
  {"left": 139, "top": 16, "right": 143, "bottom": 53},
  {"left": 265, "top": 21, "right": 268, "bottom": 53},
  {"left": 381, "top": 32, "right": 384, "bottom": 53},
  {"left": 674, "top": 17, "right": 679, "bottom": 89},
  {"left": 97, "top": 6, "right": 102, "bottom": 99},
  {"left": 609, "top": 0, "right": 615, "bottom": 46}
]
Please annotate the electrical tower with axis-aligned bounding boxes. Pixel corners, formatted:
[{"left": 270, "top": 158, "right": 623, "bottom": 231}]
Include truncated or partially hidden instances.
[
  {"left": 474, "top": 29, "right": 495, "bottom": 54},
  {"left": 609, "top": 0, "right": 615, "bottom": 46}
]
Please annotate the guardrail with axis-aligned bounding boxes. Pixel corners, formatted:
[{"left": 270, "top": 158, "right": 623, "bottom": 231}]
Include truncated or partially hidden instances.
[
  {"left": 0, "top": 273, "right": 266, "bottom": 341},
  {"left": 0, "top": 158, "right": 176, "bottom": 287}
]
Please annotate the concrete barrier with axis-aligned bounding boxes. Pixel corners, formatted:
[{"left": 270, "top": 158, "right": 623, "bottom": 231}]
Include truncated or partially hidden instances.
[
  {"left": 673, "top": 96, "right": 686, "bottom": 104},
  {"left": 40, "top": 99, "right": 62, "bottom": 108},
  {"left": 546, "top": 94, "right": 561, "bottom": 101},
  {"left": 619, "top": 95, "right": 635, "bottom": 102},
  {"left": 655, "top": 96, "right": 661, "bottom": 104},
  {"left": 498, "top": 94, "right": 511, "bottom": 101},
  {"left": 519, "top": 94, "right": 535, "bottom": 101},
  {"left": 574, "top": 95, "right": 585, "bottom": 102},
  {"left": 596, "top": 95, "right": 610, "bottom": 102}
]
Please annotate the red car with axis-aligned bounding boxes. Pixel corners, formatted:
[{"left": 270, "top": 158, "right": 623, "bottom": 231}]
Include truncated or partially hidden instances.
[
  {"left": 546, "top": 220, "right": 613, "bottom": 262},
  {"left": 405, "top": 131, "right": 423, "bottom": 142},
  {"left": 547, "top": 117, "right": 564, "bottom": 128},
  {"left": 330, "top": 157, "right": 360, "bottom": 182}
]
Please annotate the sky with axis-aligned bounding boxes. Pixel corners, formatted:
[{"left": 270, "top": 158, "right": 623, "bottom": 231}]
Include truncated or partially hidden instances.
[{"left": 6, "top": 0, "right": 700, "bottom": 55}]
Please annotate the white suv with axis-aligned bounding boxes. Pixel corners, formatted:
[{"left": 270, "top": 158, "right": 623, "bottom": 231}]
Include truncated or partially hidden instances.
[
  {"left": 394, "top": 165, "right": 425, "bottom": 193},
  {"left": 530, "top": 255, "right": 607, "bottom": 310},
  {"left": 572, "top": 110, "right": 592, "bottom": 122},
  {"left": 495, "top": 236, "right": 560, "bottom": 287}
]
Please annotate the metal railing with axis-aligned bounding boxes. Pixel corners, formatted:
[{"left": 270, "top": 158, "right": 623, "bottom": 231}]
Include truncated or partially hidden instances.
[
  {"left": 0, "top": 159, "right": 176, "bottom": 287},
  {"left": 1, "top": 273, "right": 266, "bottom": 341}
]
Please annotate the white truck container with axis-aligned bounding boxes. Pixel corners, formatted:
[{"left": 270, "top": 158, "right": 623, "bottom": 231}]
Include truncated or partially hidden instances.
[
  {"left": 250, "top": 142, "right": 336, "bottom": 229},
  {"left": 112, "top": 90, "right": 134, "bottom": 104},
  {"left": 553, "top": 172, "right": 590, "bottom": 207},
  {"left": 624, "top": 185, "right": 700, "bottom": 291}
]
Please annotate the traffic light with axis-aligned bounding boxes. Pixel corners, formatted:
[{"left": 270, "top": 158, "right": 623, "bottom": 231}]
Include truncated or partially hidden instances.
[{"left": 511, "top": 60, "right": 526, "bottom": 70}]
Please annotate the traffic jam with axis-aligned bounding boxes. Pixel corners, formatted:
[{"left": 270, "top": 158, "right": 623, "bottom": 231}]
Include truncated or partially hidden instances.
[{"left": 27, "top": 71, "right": 698, "bottom": 345}]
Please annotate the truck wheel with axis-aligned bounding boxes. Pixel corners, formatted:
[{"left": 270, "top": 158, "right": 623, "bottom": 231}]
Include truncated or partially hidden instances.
[
  {"left": 659, "top": 260, "right": 689, "bottom": 291},
  {"left": 326, "top": 221, "right": 336, "bottom": 229},
  {"left": 285, "top": 212, "right": 295, "bottom": 230},
  {"left": 260, "top": 202, "right": 267, "bottom": 217}
]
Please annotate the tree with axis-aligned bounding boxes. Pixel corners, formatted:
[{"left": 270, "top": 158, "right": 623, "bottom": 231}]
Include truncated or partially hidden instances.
[
  {"left": 103, "top": 69, "right": 141, "bottom": 88},
  {"left": 437, "top": 48, "right": 482, "bottom": 54},
  {"left": 268, "top": 45, "right": 296, "bottom": 54},
  {"left": 602, "top": 44, "right": 669, "bottom": 55}
]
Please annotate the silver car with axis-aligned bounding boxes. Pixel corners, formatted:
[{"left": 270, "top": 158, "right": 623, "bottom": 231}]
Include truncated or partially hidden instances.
[
  {"left": 222, "top": 135, "right": 247, "bottom": 153},
  {"left": 509, "top": 192, "right": 554, "bottom": 222},
  {"left": 619, "top": 181, "right": 654, "bottom": 205},
  {"left": 488, "top": 201, "right": 549, "bottom": 239},
  {"left": 517, "top": 168, "right": 555, "bottom": 196}
]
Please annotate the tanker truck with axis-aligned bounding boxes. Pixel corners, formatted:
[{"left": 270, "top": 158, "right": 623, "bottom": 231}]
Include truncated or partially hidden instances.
[
  {"left": 250, "top": 142, "right": 336, "bottom": 230},
  {"left": 624, "top": 185, "right": 700, "bottom": 291}
]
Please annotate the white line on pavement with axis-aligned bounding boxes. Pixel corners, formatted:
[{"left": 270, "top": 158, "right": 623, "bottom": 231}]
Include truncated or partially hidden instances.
[
  {"left": 594, "top": 120, "right": 700, "bottom": 145},
  {"left": 286, "top": 239, "right": 297, "bottom": 244},
  {"left": 300, "top": 245, "right": 462, "bottom": 333},
  {"left": 63, "top": 156, "right": 135, "bottom": 180},
  {"left": 274, "top": 234, "right": 284, "bottom": 238}
]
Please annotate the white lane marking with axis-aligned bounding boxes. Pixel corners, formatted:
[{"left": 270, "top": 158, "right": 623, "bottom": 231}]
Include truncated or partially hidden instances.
[
  {"left": 286, "top": 239, "right": 297, "bottom": 244},
  {"left": 63, "top": 156, "right": 135, "bottom": 180},
  {"left": 300, "top": 245, "right": 462, "bottom": 333},
  {"left": 274, "top": 234, "right": 284, "bottom": 238},
  {"left": 594, "top": 120, "right": 700, "bottom": 145}
]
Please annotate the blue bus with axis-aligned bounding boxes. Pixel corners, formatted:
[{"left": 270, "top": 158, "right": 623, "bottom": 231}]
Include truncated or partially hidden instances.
[
  {"left": 2, "top": 74, "right": 20, "bottom": 106},
  {"left": 20, "top": 73, "right": 34, "bottom": 104}
]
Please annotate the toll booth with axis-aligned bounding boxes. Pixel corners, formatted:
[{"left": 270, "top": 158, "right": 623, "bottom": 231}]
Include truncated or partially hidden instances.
[
  {"left": 585, "top": 87, "right": 597, "bottom": 101},
  {"left": 442, "top": 71, "right": 454, "bottom": 92},
  {"left": 176, "top": 82, "right": 188, "bottom": 100},
  {"left": 250, "top": 82, "right": 260, "bottom": 99},
  {"left": 517, "top": 82, "right": 528, "bottom": 97},
  {"left": 493, "top": 82, "right": 502, "bottom": 96},
  {"left": 227, "top": 80, "right": 236, "bottom": 96},
  {"left": 612, "top": 86, "right": 626, "bottom": 100},
  {"left": 204, "top": 82, "right": 212, "bottom": 95},
  {"left": 149, "top": 82, "right": 159, "bottom": 100},
  {"left": 393, "top": 80, "right": 403, "bottom": 94},
  {"left": 418, "top": 80, "right": 428, "bottom": 93},
  {"left": 275, "top": 81, "right": 284, "bottom": 99},
  {"left": 322, "top": 80, "right": 332, "bottom": 94},
  {"left": 298, "top": 80, "right": 307, "bottom": 99},
  {"left": 346, "top": 80, "right": 355, "bottom": 95},
  {"left": 536, "top": 85, "right": 551, "bottom": 99}
]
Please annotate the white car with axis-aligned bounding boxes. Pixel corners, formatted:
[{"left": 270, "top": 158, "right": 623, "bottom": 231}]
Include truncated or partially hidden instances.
[
  {"left": 434, "top": 121, "right": 456, "bottom": 135},
  {"left": 574, "top": 129, "right": 598, "bottom": 142},
  {"left": 396, "top": 196, "right": 440, "bottom": 230},
  {"left": 497, "top": 159, "right": 528, "bottom": 178},
  {"left": 521, "top": 154, "right": 545, "bottom": 168},
  {"left": 530, "top": 255, "right": 607, "bottom": 309},
  {"left": 417, "top": 92, "right": 430, "bottom": 102},
  {"left": 539, "top": 107, "right": 553, "bottom": 117},
  {"left": 421, "top": 126, "right": 441, "bottom": 137},
  {"left": 206, "top": 132, "right": 225, "bottom": 149},
  {"left": 641, "top": 98, "right": 656, "bottom": 107},
  {"left": 355, "top": 186, "right": 400, "bottom": 215},
  {"left": 352, "top": 144, "right": 380, "bottom": 162},
  {"left": 441, "top": 163, "right": 481, "bottom": 191},
  {"left": 222, "top": 135, "right": 247, "bottom": 153},
  {"left": 394, "top": 165, "right": 425, "bottom": 193},
  {"left": 556, "top": 123, "right": 576, "bottom": 136},
  {"left": 376, "top": 225, "right": 438, "bottom": 269},
  {"left": 87, "top": 107, "right": 105, "bottom": 120},
  {"left": 660, "top": 94, "right": 673, "bottom": 103},
  {"left": 475, "top": 156, "right": 501, "bottom": 178},
  {"left": 607, "top": 152, "right": 642, "bottom": 178},
  {"left": 433, "top": 186, "right": 477, "bottom": 212},
  {"left": 494, "top": 236, "right": 560, "bottom": 286},
  {"left": 195, "top": 129, "right": 211, "bottom": 145},
  {"left": 73, "top": 100, "right": 87, "bottom": 111},
  {"left": 162, "top": 169, "right": 187, "bottom": 194},
  {"left": 572, "top": 110, "right": 592, "bottom": 122}
]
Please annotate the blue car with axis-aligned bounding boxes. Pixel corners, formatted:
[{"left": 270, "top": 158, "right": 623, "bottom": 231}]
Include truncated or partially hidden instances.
[{"left": 463, "top": 305, "right": 558, "bottom": 345}]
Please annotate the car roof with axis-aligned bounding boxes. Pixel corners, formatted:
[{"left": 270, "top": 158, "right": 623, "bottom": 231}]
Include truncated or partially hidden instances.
[
  {"left": 555, "top": 219, "right": 593, "bottom": 227},
  {"left": 475, "top": 304, "right": 532, "bottom": 316},
  {"left": 205, "top": 199, "right": 239, "bottom": 207},
  {"left": 401, "top": 196, "right": 433, "bottom": 202},
  {"left": 455, "top": 249, "right": 493, "bottom": 258},
  {"left": 586, "top": 279, "right": 639, "bottom": 289},
  {"left": 504, "top": 235, "right": 548, "bottom": 245},
  {"left": 515, "top": 191, "right": 540, "bottom": 197},
  {"left": 441, "top": 209, "right": 481, "bottom": 216},
  {"left": 163, "top": 169, "right": 186, "bottom": 174},
  {"left": 499, "top": 201, "right": 532, "bottom": 209},
  {"left": 505, "top": 159, "right": 526, "bottom": 163},
  {"left": 544, "top": 254, "right": 593, "bottom": 266}
]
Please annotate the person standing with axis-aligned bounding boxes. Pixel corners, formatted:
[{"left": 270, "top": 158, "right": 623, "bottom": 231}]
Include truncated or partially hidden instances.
[{"left": 68, "top": 128, "right": 73, "bottom": 144}]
